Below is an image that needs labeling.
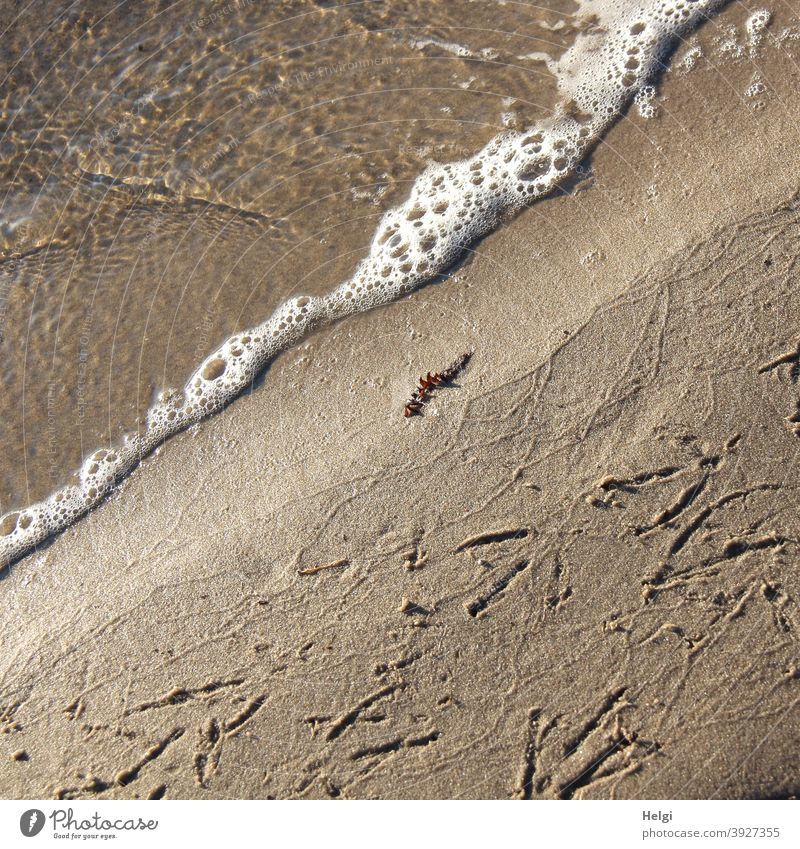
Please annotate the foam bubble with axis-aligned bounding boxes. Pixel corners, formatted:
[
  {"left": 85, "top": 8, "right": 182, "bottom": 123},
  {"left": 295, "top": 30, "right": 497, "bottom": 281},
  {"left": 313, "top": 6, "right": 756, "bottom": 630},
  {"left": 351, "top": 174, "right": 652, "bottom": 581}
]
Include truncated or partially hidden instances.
[
  {"left": 747, "top": 9, "right": 772, "bottom": 51},
  {"left": 0, "top": 1, "right": 726, "bottom": 570},
  {"left": 635, "top": 85, "right": 658, "bottom": 118}
]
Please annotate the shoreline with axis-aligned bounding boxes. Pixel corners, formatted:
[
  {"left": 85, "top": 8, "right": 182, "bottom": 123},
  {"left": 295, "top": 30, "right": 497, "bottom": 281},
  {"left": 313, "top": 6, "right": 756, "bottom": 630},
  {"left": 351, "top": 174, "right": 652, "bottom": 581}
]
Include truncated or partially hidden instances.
[
  {"left": 0, "top": 1, "right": 732, "bottom": 569},
  {"left": 2, "top": 3, "right": 800, "bottom": 799}
]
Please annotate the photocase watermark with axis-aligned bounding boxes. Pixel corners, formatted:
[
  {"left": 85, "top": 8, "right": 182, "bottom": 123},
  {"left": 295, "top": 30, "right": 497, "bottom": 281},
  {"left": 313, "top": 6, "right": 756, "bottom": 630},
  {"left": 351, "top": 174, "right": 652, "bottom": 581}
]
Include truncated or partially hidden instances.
[
  {"left": 398, "top": 142, "right": 484, "bottom": 162},
  {"left": 19, "top": 807, "right": 158, "bottom": 838},
  {"left": 19, "top": 809, "right": 45, "bottom": 837},
  {"left": 136, "top": 134, "right": 240, "bottom": 252},
  {"left": 0, "top": 272, "right": 11, "bottom": 347},
  {"left": 88, "top": 87, "right": 159, "bottom": 153},
  {"left": 191, "top": 0, "right": 255, "bottom": 30},
  {"left": 247, "top": 56, "right": 392, "bottom": 104},
  {"left": 75, "top": 308, "right": 94, "bottom": 426},
  {"left": 197, "top": 136, "right": 240, "bottom": 176},
  {"left": 192, "top": 303, "right": 219, "bottom": 364},
  {"left": 139, "top": 206, "right": 167, "bottom": 253},
  {"left": 47, "top": 381, "right": 60, "bottom": 484}
]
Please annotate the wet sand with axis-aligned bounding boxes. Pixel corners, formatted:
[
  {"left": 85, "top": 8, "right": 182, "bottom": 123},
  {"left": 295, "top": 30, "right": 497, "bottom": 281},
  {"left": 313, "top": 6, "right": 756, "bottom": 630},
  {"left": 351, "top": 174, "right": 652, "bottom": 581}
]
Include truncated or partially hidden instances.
[
  {"left": 0, "top": 0, "right": 573, "bottom": 510},
  {"left": 2, "top": 3, "right": 800, "bottom": 799}
]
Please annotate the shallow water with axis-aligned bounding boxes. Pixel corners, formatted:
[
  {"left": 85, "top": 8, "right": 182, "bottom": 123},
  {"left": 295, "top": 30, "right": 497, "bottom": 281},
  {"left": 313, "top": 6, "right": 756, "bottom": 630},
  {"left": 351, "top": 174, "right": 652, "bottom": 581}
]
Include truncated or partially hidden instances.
[
  {"left": 1, "top": 0, "right": 785, "bottom": 566},
  {"left": 0, "top": 0, "right": 578, "bottom": 511}
]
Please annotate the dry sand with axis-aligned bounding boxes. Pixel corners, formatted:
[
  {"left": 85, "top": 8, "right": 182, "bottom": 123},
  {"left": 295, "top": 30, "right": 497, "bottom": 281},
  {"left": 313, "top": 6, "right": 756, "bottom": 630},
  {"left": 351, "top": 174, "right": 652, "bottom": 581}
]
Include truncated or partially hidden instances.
[{"left": 1, "top": 5, "right": 800, "bottom": 799}]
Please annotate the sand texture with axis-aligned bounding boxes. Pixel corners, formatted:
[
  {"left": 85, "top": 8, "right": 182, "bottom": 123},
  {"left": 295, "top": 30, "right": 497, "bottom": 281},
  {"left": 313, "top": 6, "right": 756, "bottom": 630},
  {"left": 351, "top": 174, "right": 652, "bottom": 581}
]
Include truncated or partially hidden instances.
[{"left": 1, "top": 4, "right": 800, "bottom": 799}]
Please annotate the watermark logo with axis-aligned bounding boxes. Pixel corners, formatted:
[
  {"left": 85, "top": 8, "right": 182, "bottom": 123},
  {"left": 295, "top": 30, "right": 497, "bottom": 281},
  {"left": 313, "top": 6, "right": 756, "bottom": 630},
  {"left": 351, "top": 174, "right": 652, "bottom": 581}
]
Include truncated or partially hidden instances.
[
  {"left": 19, "top": 809, "right": 45, "bottom": 837},
  {"left": 15, "top": 808, "right": 160, "bottom": 839}
]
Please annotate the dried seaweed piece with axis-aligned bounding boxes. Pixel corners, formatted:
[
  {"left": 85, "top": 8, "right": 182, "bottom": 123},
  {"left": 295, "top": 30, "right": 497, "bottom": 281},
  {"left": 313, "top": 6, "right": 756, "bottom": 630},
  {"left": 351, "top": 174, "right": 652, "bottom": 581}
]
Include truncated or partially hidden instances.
[{"left": 403, "top": 351, "right": 472, "bottom": 417}]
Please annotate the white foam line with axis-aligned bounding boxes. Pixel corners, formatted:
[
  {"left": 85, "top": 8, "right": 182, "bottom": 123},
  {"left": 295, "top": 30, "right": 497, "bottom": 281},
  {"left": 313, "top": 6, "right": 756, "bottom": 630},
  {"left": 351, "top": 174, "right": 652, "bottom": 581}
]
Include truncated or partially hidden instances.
[{"left": 0, "top": 0, "right": 726, "bottom": 569}]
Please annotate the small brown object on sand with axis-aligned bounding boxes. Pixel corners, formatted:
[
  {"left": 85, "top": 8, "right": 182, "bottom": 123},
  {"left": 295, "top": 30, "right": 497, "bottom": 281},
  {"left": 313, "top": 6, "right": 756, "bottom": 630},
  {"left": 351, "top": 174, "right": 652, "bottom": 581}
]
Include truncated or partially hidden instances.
[
  {"left": 297, "top": 558, "right": 349, "bottom": 575},
  {"left": 403, "top": 351, "right": 472, "bottom": 417}
]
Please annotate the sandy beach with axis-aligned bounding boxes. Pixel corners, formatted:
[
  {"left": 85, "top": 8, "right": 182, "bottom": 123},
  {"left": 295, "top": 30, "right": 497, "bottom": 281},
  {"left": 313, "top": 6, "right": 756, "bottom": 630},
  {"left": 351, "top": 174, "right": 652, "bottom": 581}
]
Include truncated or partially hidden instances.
[{"left": 2, "top": 1, "right": 800, "bottom": 800}]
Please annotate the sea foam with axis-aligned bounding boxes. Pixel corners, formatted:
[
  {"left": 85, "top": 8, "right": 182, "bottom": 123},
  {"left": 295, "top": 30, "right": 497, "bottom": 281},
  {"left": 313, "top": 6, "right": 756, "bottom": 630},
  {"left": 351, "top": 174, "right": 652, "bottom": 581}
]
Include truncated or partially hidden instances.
[{"left": 0, "top": 0, "right": 726, "bottom": 569}]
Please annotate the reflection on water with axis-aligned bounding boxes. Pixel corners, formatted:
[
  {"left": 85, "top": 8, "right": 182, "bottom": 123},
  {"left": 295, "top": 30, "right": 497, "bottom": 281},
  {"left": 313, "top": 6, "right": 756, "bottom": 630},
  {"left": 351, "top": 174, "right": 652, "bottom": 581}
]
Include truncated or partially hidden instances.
[{"left": 0, "top": 0, "right": 577, "bottom": 510}]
